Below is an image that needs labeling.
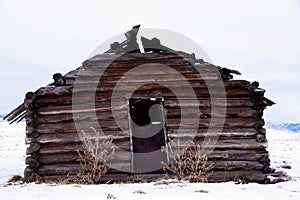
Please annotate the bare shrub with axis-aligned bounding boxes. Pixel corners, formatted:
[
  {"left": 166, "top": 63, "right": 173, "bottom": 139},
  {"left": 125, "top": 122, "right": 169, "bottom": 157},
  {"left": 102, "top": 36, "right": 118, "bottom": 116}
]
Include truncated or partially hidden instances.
[
  {"left": 162, "top": 140, "right": 213, "bottom": 182},
  {"left": 77, "top": 127, "right": 115, "bottom": 184}
]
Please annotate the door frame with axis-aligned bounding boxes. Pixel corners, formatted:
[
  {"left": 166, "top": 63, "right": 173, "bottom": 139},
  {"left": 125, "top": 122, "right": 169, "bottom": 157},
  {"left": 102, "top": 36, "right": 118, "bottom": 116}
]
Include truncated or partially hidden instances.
[{"left": 127, "top": 95, "right": 169, "bottom": 173}]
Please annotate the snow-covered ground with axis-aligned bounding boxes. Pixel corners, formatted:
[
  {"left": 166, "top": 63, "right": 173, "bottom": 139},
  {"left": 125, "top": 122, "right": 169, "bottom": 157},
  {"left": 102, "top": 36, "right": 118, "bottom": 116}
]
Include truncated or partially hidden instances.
[{"left": 0, "top": 122, "right": 299, "bottom": 200}]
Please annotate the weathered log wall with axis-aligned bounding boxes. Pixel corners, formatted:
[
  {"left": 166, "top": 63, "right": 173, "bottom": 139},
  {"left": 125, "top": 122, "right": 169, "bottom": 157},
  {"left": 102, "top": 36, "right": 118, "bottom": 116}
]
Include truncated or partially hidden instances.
[{"left": 22, "top": 52, "right": 275, "bottom": 183}]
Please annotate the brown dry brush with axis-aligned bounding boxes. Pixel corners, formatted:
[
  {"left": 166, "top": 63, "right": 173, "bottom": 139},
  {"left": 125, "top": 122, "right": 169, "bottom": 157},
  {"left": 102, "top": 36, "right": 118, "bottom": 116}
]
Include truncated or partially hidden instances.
[
  {"left": 162, "top": 140, "right": 213, "bottom": 182},
  {"left": 77, "top": 127, "right": 115, "bottom": 184}
]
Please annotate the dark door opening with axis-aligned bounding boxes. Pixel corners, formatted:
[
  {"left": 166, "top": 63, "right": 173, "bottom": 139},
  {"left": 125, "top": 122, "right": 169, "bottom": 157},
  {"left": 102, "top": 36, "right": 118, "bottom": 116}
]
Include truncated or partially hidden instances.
[{"left": 129, "top": 97, "right": 167, "bottom": 173}]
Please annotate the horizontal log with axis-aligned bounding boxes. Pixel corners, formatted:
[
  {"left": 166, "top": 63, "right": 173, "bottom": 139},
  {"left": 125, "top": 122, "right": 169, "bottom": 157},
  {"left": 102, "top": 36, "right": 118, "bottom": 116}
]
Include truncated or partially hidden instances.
[
  {"left": 168, "top": 127, "right": 258, "bottom": 136},
  {"left": 77, "top": 67, "right": 220, "bottom": 80},
  {"left": 36, "top": 133, "right": 129, "bottom": 144},
  {"left": 35, "top": 137, "right": 266, "bottom": 156},
  {"left": 32, "top": 131, "right": 259, "bottom": 145},
  {"left": 38, "top": 142, "right": 130, "bottom": 154},
  {"left": 34, "top": 95, "right": 74, "bottom": 107},
  {"left": 164, "top": 98, "right": 255, "bottom": 108},
  {"left": 26, "top": 125, "right": 123, "bottom": 136},
  {"left": 38, "top": 153, "right": 81, "bottom": 164},
  {"left": 37, "top": 103, "right": 128, "bottom": 115},
  {"left": 116, "top": 80, "right": 249, "bottom": 90},
  {"left": 26, "top": 117, "right": 262, "bottom": 135},
  {"left": 33, "top": 95, "right": 256, "bottom": 108},
  {"left": 35, "top": 159, "right": 264, "bottom": 177},
  {"left": 32, "top": 149, "right": 268, "bottom": 166},
  {"left": 33, "top": 107, "right": 261, "bottom": 125},
  {"left": 35, "top": 110, "right": 128, "bottom": 124},
  {"left": 37, "top": 162, "right": 131, "bottom": 176},
  {"left": 168, "top": 131, "right": 258, "bottom": 139},
  {"left": 68, "top": 73, "right": 219, "bottom": 85},
  {"left": 166, "top": 107, "right": 261, "bottom": 119},
  {"left": 35, "top": 86, "right": 73, "bottom": 97},
  {"left": 208, "top": 150, "right": 268, "bottom": 161},
  {"left": 164, "top": 88, "right": 252, "bottom": 98},
  {"left": 193, "top": 139, "right": 267, "bottom": 150},
  {"left": 32, "top": 120, "right": 128, "bottom": 134},
  {"left": 166, "top": 117, "right": 259, "bottom": 128},
  {"left": 33, "top": 95, "right": 263, "bottom": 113},
  {"left": 33, "top": 77, "right": 259, "bottom": 100},
  {"left": 33, "top": 128, "right": 258, "bottom": 145},
  {"left": 208, "top": 170, "right": 268, "bottom": 183},
  {"left": 82, "top": 61, "right": 221, "bottom": 78},
  {"left": 39, "top": 143, "right": 84, "bottom": 154},
  {"left": 27, "top": 127, "right": 266, "bottom": 143},
  {"left": 26, "top": 127, "right": 260, "bottom": 146},
  {"left": 73, "top": 80, "right": 229, "bottom": 92},
  {"left": 78, "top": 85, "right": 252, "bottom": 97},
  {"left": 36, "top": 101, "right": 259, "bottom": 116},
  {"left": 210, "top": 160, "right": 265, "bottom": 171},
  {"left": 34, "top": 85, "right": 253, "bottom": 98},
  {"left": 37, "top": 150, "right": 131, "bottom": 165}
]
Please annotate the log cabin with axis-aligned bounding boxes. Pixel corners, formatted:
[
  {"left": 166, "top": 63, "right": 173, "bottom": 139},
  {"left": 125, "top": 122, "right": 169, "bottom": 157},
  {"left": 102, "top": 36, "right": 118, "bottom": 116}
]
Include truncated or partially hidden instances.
[{"left": 5, "top": 25, "right": 285, "bottom": 183}]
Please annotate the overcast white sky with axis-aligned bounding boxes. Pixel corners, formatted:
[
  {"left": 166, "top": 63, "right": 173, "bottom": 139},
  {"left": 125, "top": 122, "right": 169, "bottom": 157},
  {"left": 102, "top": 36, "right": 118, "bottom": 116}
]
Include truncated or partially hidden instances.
[{"left": 0, "top": 0, "right": 300, "bottom": 123}]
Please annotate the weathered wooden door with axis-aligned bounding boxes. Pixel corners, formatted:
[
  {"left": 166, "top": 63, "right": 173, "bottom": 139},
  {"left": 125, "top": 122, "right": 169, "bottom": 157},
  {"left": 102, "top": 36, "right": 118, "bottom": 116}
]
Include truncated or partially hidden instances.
[{"left": 129, "top": 97, "right": 168, "bottom": 173}]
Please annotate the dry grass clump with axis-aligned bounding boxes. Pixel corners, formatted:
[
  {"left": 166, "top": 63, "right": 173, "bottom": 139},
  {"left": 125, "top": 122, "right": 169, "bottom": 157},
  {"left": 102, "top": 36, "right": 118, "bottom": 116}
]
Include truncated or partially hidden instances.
[
  {"left": 77, "top": 127, "right": 115, "bottom": 184},
  {"left": 162, "top": 140, "right": 213, "bottom": 182}
]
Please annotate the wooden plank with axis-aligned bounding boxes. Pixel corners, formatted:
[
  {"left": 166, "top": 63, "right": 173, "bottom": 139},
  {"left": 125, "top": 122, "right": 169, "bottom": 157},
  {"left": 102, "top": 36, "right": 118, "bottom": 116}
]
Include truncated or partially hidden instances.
[
  {"left": 36, "top": 110, "right": 128, "bottom": 124},
  {"left": 166, "top": 117, "right": 259, "bottom": 128},
  {"left": 37, "top": 150, "right": 131, "bottom": 164},
  {"left": 70, "top": 84, "right": 251, "bottom": 96},
  {"left": 37, "top": 104, "right": 127, "bottom": 115},
  {"left": 168, "top": 127, "right": 258, "bottom": 135},
  {"left": 37, "top": 162, "right": 131, "bottom": 176},
  {"left": 4, "top": 104, "right": 26, "bottom": 122},
  {"left": 36, "top": 138, "right": 266, "bottom": 156},
  {"left": 35, "top": 102, "right": 236, "bottom": 116},
  {"left": 35, "top": 159, "right": 264, "bottom": 176},
  {"left": 38, "top": 142, "right": 130, "bottom": 154},
  {"left": 34, "top": 95, "right": 255, "bottom": 108},
  {"left": 28, "top": 117, "right": 263, "bottom": 135},
  {"left": 67, "top": 73, "right": 219, "bottom": 85},
  {"left": 32, "top": 127, "right": 258, "bottom": 145},
  {"left": 36, "top": 133, "right": 129, "bottom": 144},
  {"left": 164, "top": 98, "right": 255, "bottom": 108},
  {"left": 34, "top": 120, "right": 128, "bottom": 134},
  {"left": 193, "top": 139, "right": 267, "bottom": 150},
  {"left": 34, "top": 107, "right": 260, "bottom": 125},
  {"left": 208, "top": 150, "right": 268, "bottom": 161},
  {"left": 166, "top": 107, "right": 261, "bottom": 118},
  {"left": 168, "top": 131, "right": 258, "bottom": 139},
  {"left": 34, "top": 81, "right": 255, "bottom": 98},
  {"left": 30, "top": 117, "right": 261, "bottom": 135},
  {"left": 33, "top": 149, "right": 267, "bottom": 165}
]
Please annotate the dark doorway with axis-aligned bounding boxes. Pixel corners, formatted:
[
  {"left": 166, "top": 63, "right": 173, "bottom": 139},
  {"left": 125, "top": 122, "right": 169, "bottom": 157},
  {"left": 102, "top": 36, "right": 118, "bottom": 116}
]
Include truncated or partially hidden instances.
[{"left": 129, "top": 97, "right": 167, "bottom": 173}]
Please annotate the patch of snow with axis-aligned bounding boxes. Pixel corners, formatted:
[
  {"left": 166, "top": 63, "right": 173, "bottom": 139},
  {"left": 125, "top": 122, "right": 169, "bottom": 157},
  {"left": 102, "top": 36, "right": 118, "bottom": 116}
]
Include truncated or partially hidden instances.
[{"left": 0, "top": 122, "right": 26, "bottom": 183}]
